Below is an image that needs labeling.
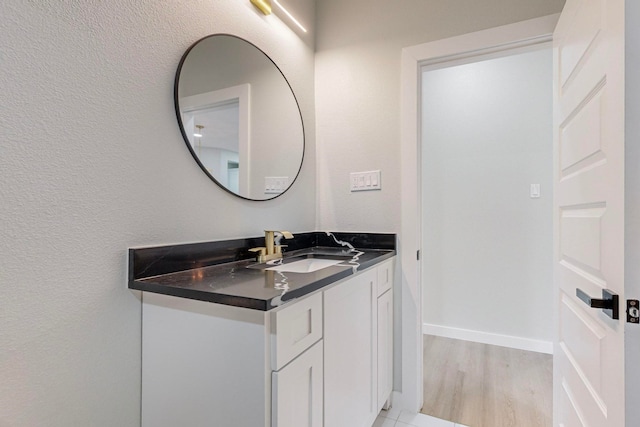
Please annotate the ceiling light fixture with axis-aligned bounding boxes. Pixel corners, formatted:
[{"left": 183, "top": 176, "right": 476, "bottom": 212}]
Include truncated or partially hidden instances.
[
  {"left": 250, "top": 0, "right": 307, "bottom": 33},
  {"left": 273, "top": 0, "right": 307, "bottom": 33},
  {"left": 250, "top": 0, "right": 272, "bottom": 15}
]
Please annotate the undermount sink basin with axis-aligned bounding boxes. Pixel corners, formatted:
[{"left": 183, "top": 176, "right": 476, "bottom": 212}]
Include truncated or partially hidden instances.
[{"left": 264, "top": 258, "right": 346, "bottom": 273}]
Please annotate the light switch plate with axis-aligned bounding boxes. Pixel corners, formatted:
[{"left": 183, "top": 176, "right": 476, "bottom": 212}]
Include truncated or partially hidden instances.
[
  {"left": 530, "top": 184, "right": 541, "bottom": 198},
  {"left": 265, "top": 176, "right": 289, "bottom": 194},
  {"left": 350, "top": 170, "right": 381, "bottom": 192}
]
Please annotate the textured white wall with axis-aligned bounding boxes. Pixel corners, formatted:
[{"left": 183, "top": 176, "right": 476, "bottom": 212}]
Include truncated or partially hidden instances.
[
  {"left": 0, "top": 1, "right": 315, "bottom": 426},
  {"left": 315, "top": 0, "right": 565, "bottom": 232},
  {"left": 421, "top": 48, "right": 553, "bottom": 343}
]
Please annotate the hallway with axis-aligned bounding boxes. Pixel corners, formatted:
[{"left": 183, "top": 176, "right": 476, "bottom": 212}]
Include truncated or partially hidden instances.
[{"left": 422, "top": 335, "right": 552, "bottom": 427}]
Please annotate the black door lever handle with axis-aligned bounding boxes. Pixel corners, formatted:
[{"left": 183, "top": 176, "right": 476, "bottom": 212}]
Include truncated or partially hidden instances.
[{"left": 576, "top": 288, "right": 619, "bottom": 319}]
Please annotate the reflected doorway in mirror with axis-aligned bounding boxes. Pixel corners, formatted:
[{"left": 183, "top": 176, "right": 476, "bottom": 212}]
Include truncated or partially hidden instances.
[{"left": 180, "top": 84, "right": 250, "bottom": 195}]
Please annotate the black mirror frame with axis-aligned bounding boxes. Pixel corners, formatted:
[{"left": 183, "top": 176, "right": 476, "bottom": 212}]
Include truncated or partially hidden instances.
[{"left": 174, "top": 34, "right": 305, "bottom": 201}]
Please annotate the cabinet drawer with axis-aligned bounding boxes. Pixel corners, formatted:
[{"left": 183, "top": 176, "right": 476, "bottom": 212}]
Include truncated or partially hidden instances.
[
  {"left": 271, "top": 292, "right": 323, "bottom": 371},
  {"left": 376, "top": 259, "right": 394, "bottom": 296}
]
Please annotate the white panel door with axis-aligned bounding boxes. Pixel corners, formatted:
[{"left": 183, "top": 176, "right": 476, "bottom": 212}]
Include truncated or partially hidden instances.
[{"left": 553, "top": 0, "right": 625, "bottom": 426}]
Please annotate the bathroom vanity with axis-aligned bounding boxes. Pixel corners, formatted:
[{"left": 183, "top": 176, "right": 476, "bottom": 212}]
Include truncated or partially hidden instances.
[
  {"left": 134, "top": 31, "right": 396, "bottom": 427},
  {"left": 129, "top": 232, "right": 395, "bottom": 427}
]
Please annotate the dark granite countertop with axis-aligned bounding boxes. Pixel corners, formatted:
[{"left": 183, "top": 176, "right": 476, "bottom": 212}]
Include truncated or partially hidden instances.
[{"left": 128, "top": 232, "right": 396, "bottom": 311}]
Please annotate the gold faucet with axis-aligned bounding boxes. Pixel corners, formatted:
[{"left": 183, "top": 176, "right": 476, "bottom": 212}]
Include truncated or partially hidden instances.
[{"left": 250, "top": 230, "right": 294, "bottom": 263}]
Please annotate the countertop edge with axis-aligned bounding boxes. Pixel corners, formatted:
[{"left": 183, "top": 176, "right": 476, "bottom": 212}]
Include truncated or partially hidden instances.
[{"left": 130, "top": 250, "right": 396, "bottom": 311}]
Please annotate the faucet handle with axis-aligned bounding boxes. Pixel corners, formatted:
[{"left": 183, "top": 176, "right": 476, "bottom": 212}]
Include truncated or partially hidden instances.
[
  {"left": 249, "top": 247, "right": 266, "bottom": 254},
  {"left": 249, "top": 247, "right": 267, "bottom": 263},
  {"left": 275, "top": 244, "right": 288, "bottom": 255}
]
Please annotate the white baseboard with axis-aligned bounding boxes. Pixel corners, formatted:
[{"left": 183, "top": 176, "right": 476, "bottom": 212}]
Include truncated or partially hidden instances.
[{"left": 422, "top": 323, "right": 553, "bottom": 354}]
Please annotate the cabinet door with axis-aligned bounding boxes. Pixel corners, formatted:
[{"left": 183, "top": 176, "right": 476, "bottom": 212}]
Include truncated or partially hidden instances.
[
  {"left": 272, "top": 340, "right": 323, "bottom": 427},
  {"left": 377, "top": 289, "right": 393, "bottom": 409},
  {"left": 324, "top": 269, "right": 377, "bottom": 427}
]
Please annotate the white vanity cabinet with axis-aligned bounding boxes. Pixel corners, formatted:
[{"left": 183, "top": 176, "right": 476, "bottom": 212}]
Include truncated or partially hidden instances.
[
  {"left": 324, "top": 267, "right": 378, "bottom": 426},
  {"left": 140, "top": 257, "right": 394, "bottom": 427},
  {"left": 324, "top": 258, "right": 394, "bottom": 427},
  {"left": 141, "top": 291, "right": 323, "bottom": 427},
  {"left": 269, "top": 292, "right": 324, "bottom": 427},
  {"left": 141, "top": 293, "right": 270, "bottom": 427},
  {"left": 376, "top": 259, "right": 394, "bottom": 410}
]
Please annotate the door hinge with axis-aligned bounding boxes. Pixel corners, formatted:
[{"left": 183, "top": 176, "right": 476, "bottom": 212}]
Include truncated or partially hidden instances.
[
  {"left": 416, "top": 250, "right": 420, "bottom": 261},
  {"left": 627, "top": 299, "right": 639, "bottom": 323}
]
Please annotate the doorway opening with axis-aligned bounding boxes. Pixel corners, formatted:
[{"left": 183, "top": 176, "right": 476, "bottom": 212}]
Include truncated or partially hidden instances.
[
  {"left": 418, "top": 35, "right": 554, "bottom": 427},
  {"left": 399, "top": 14, "right": 560, "bottom": 415}
]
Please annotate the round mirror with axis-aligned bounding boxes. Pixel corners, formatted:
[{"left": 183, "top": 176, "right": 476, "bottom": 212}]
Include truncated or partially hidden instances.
[{"left": 175, "top": 34, "right": 305, "bottom": 201}]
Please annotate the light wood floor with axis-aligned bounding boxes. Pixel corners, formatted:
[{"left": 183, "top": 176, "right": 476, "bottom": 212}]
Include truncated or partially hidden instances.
[{"left": 421, "top": 335, "right": 552, "bottom": 427}]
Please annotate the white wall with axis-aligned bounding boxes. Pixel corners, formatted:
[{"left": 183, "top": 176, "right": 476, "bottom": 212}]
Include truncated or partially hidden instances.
[
  {"left": 315, "top": 0, "right": 565, "bottom": 395},
  {"left": 315, "top": 0, "right": 566, "bottom": 232},
  {"left": 0, "top": 1, "right": 315, "bottom": 426},
  {"left": 421, "top": 48, "right": 554, "bottom": 349}
]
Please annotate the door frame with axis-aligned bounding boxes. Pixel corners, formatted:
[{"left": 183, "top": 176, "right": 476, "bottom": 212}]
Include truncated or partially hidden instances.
[
  {"left": 626, "top": 3, "right": 640, "bottom": 423},
  {"left": 397, "top": 14, "right": 559, "bottom": 413},
  {"left": 179, "top": 84, "right": 251, "bottom": 196}
]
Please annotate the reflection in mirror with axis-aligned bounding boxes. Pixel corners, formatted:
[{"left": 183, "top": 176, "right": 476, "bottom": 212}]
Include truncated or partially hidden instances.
[
  {"left": 192, "top": 103, "right": 240, "bottom": 193},
  {"left": 180, "top": 84, "right": 249, "bottom": 194},
  {"left": 175, "top": 34, "right": 304, "bottom": 201}
]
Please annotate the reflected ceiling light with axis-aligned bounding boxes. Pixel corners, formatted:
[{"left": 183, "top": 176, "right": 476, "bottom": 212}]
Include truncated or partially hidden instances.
[
  {"left": 194, "top": 124, "right": 204, "bottom": 139},
  {"left": 251, "top": 0, "right": 272, "bottom": 15},
  {"left": 194, "top": 125, "right": 204, "bottom": 156},
  {"left": 273, "top": 0, "right": 307, "bottom": 33}
]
